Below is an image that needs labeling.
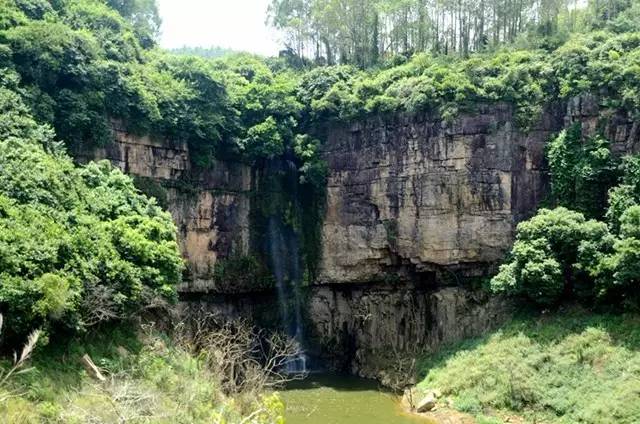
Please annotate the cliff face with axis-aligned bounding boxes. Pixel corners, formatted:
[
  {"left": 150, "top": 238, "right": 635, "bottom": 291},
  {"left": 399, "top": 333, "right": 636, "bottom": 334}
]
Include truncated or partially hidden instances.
[
  {"left": 77, "top": 96, "right": 640, "bottom": 377},
  {"left": 318, "top": 96, "right": 640, "bottom": 284},
  {"left": 309, "top": 284, "right": 509, "bottom": 382},
  {"left": 319, "top": 103, "right": 563, "bottom": 284}
]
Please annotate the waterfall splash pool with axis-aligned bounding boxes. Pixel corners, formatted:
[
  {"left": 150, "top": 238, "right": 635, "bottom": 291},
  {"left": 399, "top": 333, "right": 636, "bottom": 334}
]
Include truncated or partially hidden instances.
[{"left": 280, "top": 374, "right": 437, "bottom": 424}]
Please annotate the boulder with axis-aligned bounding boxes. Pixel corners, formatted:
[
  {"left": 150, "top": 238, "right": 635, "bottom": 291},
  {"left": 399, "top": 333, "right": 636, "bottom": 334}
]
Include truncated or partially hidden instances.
[{"left": 416, "top": 393, "right": 437, "bottom": 413}]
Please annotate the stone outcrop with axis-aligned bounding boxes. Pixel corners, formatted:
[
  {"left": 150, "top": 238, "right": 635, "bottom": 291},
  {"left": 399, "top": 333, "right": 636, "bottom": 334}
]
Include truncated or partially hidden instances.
[
  {"left": 78, "top": 99, "right": 640, "bottom": 292},
  {"left": 416, "top": 393, "right": 437, "bottom": 413},
  {"left": 319, "top": 103, "right": 564, "bottom": 284}
]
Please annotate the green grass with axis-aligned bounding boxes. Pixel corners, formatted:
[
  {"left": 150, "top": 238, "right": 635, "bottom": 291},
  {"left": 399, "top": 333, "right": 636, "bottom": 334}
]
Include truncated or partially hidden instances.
[
  {"left": 0, "top": 325, "right": 284, "bottom": 423},
  {"left": 417, "top": 307, "right": 640, "bottom": 423}
]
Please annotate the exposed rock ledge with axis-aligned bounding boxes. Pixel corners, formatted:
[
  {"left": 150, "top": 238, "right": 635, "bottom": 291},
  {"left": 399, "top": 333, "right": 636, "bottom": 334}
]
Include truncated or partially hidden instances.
[{"left": 318, "top": 103, "right": 559, "bottom": 284}]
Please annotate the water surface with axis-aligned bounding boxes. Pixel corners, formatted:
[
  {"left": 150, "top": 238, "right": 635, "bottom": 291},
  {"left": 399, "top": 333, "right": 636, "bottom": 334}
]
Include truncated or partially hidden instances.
[{"left": 281, "top": 374, "right": 436, "bottom": 424}]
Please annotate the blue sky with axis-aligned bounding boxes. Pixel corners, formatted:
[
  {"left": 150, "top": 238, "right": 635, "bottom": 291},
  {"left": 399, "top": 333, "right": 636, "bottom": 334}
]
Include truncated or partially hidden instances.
[{"left": 157, "top": 0, "right": 282, "bottom": 56}]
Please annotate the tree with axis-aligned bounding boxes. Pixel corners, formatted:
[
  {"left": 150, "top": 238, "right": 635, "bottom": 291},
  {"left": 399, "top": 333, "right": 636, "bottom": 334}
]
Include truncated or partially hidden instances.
[
  {"left": 105, "top": 0, "right": 161, "bottom": 47},
  {"left": 267, "top": 0, "right": 631, "bottom": 67},
  {"left": 490, "top": 208, "right": 612, "bottom": 305}
]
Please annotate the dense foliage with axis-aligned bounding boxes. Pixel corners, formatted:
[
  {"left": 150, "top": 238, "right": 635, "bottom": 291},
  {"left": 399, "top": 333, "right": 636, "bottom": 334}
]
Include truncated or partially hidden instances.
[
  {"left": 290, "top": 27, "right": 640, "bottom": 129},
  {"left": 492, "top": 126, "right": 640, "bottom": 308},
  {"left": 547, "top": 123, "right": 620, "bottom": 219},
  {"left": 0, "top": 74, "right": 183, "bottom": 340},
  {"left": 0, "top": 0, "right": 236, "bottom": 166}
]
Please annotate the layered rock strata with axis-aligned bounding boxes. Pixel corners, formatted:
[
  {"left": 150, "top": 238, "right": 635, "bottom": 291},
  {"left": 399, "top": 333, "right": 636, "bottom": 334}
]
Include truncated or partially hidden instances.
[{"left": 319, "top": 103, "right": 564, "bottom": 284}]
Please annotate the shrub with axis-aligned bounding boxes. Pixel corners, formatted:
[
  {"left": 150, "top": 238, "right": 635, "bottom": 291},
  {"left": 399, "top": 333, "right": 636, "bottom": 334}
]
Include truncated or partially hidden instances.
[
  {"left": 0, "top": 82, "right": 183, "bottom": 341},
  {"left": 493, "top": 150, "right": 640, "bottom": 308},
  {"left": 1, "top": 325, "right": 285, "bottom": 423},
  {"left": 491, "top": 208, "right": 611, "bottom": 305}
]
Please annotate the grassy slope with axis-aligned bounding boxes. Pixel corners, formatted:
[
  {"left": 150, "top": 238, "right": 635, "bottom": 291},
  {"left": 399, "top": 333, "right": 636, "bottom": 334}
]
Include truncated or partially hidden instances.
[
  {"left": 0, "top": 326, "right": 284, "bottom": 423},
  {"left": 417, "top": 308, "right": 640, "bottom": 424}
]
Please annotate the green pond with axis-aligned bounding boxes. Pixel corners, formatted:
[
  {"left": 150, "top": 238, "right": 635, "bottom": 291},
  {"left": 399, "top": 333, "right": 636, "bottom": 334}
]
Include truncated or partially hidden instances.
[{"left": 280, "top": 374, "right": 436, "bottom": 424}]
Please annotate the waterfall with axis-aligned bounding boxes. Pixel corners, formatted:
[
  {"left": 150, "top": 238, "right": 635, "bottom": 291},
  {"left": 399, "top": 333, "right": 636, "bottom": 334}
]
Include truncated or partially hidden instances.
[{"left": 266, "top": 215, "right": 308, "bottom": 374}]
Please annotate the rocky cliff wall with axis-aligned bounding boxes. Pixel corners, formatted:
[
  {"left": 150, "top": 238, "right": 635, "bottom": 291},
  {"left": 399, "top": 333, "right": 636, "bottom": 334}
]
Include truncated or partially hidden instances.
[
  {"left": 75, "top": 96, "right": 640, "bottom": 378},
  {"left": 76, "top": 122, "right": 252, "bottom": 293},
  {"left": 308, "top": 284, "right": 509, "bottom": 382},
  {"left": 318, "top": 96, "right": 640, "bottom": 285},
  {"left": 319, "top": 103, "right": 562, "bottom": 284},
  {"left": 77, "top": 98, "right": 639, "bottom": 292}
]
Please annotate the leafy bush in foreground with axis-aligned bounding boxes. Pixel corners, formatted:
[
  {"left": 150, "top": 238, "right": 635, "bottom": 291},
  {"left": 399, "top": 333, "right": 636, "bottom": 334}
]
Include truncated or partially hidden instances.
[{"left": 493, "top": 106, "right": 640, "bottom": 308}]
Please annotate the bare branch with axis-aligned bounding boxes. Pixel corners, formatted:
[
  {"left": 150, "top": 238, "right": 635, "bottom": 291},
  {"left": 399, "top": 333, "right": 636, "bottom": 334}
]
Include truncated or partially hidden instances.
[{"left": 177, "top": 306, "right": 307, "bottom": 396}]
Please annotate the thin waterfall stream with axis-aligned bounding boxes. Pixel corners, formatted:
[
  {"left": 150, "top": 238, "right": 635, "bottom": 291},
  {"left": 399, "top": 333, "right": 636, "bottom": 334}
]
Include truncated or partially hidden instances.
[{"left": 266, "top": 215, "right": 307, "bottom": 374}]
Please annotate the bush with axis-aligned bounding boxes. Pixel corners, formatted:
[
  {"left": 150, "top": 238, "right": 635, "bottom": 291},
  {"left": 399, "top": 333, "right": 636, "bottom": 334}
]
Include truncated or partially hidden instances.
[
  {"left": 493, "top": 148, "right": 640, "bottom": 309},
  {"left": 0, "top": 81, "right": 183, "bottom": 341},
  {"left": 606, "top": 155, "right": 640, "bottom": 229},
  {"left": 491, "top": 208, "right": 611, "bottom": 305}
]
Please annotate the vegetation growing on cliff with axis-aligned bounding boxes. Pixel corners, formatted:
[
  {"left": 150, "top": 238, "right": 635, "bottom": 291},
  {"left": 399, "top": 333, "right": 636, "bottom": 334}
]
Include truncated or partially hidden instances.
[
  {"left": 3, "top": 0, "right": 640, "bottom": 168},
  {"left": 0, "top": 74, "right": 183, "bottom": 342},
  {"left": 491, "top": 126, "right": 640, "bottom": 309},
  {"left": 2, "top": 0, "right": 640, "bottom": 422}
]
